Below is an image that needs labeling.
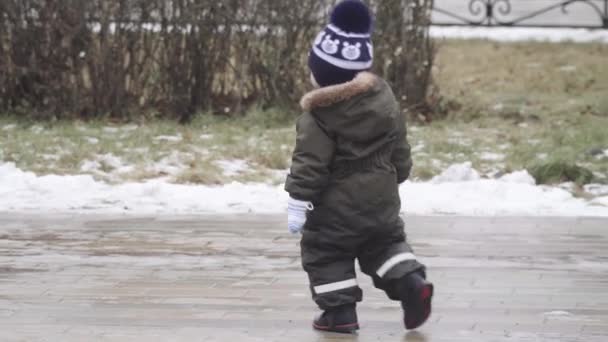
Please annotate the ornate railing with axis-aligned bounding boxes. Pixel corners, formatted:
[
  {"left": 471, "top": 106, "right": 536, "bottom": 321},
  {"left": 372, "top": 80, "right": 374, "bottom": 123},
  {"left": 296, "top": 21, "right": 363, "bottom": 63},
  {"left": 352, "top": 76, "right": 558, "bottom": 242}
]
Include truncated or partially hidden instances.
[{"left": 432, "top": 0, "right": 608, "bottom": 28}]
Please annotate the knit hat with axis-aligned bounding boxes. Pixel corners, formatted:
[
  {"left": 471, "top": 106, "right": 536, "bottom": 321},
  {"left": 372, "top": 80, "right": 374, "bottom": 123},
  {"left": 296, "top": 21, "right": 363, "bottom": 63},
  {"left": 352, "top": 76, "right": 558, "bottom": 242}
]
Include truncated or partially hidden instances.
[{"left": 309, "top": 0, "right": 374, "bottom": 87}]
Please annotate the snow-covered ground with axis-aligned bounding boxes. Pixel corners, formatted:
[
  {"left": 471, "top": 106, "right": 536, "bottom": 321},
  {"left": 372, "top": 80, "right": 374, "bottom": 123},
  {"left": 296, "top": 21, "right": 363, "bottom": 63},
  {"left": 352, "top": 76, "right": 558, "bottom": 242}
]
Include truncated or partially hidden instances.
[
  {"left": 430, "top": 27, "right": 608, "bottom": 43},
  {"left": 1, "top": 162, "right": 607, "bottom": 216}
]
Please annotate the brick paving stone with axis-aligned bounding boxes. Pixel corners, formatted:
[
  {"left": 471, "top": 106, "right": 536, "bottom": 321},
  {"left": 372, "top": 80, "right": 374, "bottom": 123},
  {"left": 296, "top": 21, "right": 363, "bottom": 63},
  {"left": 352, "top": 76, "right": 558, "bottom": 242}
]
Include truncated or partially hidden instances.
[{"left": 0, "top": 214, "right": 606, "bottom": 341}]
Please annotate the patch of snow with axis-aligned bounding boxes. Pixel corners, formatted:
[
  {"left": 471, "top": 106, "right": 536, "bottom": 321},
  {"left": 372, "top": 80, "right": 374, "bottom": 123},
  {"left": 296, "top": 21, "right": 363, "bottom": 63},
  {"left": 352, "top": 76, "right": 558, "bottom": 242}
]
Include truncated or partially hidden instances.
[
  {"left": 486, "top": 170, "right": 502, "bottom": 179},
  {"left": 270, "top": 169, "right": 289, "bottom": 181},
  {"left": 84, "top": 137, "right": 99, "bottom": 145},
  {"left": 98, "top": 154, "right": 124, "bottom": 170},
  {"left": 122, "top": 125, "right": 139, "bottom": 131},
  {"left": 247, "top": 136, "right": 260, "bottom": 147},
  {"left": 0, "top": 162, "right": 285, "bottom": 213},
  {"left": 2, "top": 124, "right": 16, "bottom": 131},
  {"left": 537, "top": 153, "right": 548, "bottom": 160},
  {"left": 216, "top": 160, "right": 249, "bottom": 177},
  {"left": 499, "top": 170, "right": 536, "bottom": 185},
  {"left": 80, "top": 160, "right": 102, "bottom": 173},
  {"left": 498, "top": 144, "right": 510, "bottom": 151},
  {"left": 430, "top": 27, "right": 608, "bottom": 44},
  {"left": 154, "top": 135, "right": 182, "bottom": 143},
  {"left": 558, "top": 65, "right": 577, "bottom": 72},
  {"left": 115, "top": 165, "right": 136, "bottom": 175},
  {"left": 80, "top": 154, "right": 134, "bottom": 176},
  {"left": 412, "top": 143, "right": 425, "bottom": 153},
  {"left": 585, "top": 184, "right": 608, "bottom": 197},
  {"left": 145, "top": 151, "right": 189, "bottom": 177},
  {"left": 200, "top": 134, "right": 213, "bottom": 140},
  {"left": 401, "top": 177, "right": 606, "bottom": 216},
  {"left": 30, "top": 125, "right": 44, "bottom": 134},
  {"left": 492, "top": 103, "right": 504, "bottom": 111},
  {"left": 448, "top": 138, "right": 472, "bottom": 146},
  {"left": 479, "top": 152, "right": 504, "bottom": 161},
  {"left": 557, "top": 182, "right": 576, "bottom": 192},
  {"left": 102, "top": 127, "right": 120, "bottom": 134},
  {"left": 431, "top": 159, "right": 443, "bottom": 168},
  {"left": 592, "top": 196, "right": 608, "bottom": 207},
  {"left": 130, "top": 147, "right": 149, "bottom": 154},
  {"left": 432, "top": 162, "right": 480, "bottom": 183},
  {"left": 2, "top": 162, "right": 608, "bottom": 216},
  {"left": 41, "top": 154, "right": 60, "bottom": 161}
]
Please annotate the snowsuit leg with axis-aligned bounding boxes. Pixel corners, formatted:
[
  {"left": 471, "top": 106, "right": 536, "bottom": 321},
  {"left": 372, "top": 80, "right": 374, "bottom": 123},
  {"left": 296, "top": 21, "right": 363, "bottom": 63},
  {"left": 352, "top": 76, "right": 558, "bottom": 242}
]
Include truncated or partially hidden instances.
[
  {"left": 301, "top": 227, "right": 363, "bottom": 310},
  {"left": 358, "top": 226, "right": 425, "bottom": 301}
]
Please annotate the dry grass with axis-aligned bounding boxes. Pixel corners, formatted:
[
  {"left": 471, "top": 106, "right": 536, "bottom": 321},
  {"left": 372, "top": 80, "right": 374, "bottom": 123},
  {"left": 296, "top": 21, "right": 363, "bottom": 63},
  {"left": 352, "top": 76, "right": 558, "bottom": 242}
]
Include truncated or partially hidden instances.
[
  {"left": 434, "top": 40, "right": 608, "bottom": 121},
  {"left": 408, "top": 40, "right": 608, "bottom": 183},
  {"left": 174, "top": 159, "right": 224, "bottom": 185}
]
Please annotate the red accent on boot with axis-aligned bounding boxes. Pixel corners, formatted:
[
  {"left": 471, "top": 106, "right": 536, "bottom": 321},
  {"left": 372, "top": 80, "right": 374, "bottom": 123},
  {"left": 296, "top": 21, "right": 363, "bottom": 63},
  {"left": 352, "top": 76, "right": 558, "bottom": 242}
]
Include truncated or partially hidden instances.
[{"left": 404, "top": 282, "right": 433, "bottom": 330}]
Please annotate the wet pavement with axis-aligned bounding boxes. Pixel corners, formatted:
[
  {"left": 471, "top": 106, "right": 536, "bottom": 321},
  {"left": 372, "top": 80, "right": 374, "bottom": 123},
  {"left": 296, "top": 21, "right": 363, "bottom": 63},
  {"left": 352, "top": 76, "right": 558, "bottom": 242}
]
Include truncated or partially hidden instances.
[{"left": 0, "top": 214, "right": 607, "bottom": 341}]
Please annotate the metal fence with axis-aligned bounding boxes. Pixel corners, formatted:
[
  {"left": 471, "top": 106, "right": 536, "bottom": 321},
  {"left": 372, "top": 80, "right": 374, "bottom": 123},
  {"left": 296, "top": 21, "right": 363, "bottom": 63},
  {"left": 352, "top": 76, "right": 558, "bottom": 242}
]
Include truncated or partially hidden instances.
[{"left": 432, "top": 0, "right": 608, "bottom": 28}]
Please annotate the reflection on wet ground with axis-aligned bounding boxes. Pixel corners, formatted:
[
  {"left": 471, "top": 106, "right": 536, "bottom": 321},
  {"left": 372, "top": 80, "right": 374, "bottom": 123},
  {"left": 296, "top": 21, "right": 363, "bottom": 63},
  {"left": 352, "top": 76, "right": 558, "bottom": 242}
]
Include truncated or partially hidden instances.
[{"left": 0, "top": 214, "right": 606, "bottom": 341}]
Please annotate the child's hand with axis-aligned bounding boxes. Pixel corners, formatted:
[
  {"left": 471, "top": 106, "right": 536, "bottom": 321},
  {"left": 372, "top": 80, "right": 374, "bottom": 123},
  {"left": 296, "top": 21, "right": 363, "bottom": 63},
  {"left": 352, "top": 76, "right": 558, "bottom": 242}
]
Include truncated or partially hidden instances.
[{"left": 287, "top": 197, "right": 314, "bottom": 234}]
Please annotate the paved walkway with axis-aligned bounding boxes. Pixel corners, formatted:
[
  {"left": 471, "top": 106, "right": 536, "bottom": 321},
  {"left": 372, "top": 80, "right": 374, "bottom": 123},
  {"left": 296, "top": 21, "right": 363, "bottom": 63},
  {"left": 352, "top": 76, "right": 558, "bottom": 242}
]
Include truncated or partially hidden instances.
[{"left": 0, "top": 214, "right": 607, "bottom": 341}]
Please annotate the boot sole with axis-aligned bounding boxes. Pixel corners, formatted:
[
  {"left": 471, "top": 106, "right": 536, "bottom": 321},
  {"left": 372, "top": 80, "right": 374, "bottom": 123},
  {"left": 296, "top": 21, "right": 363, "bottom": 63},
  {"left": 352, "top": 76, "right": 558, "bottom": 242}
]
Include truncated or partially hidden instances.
[
  {"left": 404, "top": 283, "right": 433, "bottom": 330},
  {"left": 313, "top": 322, "right": 360, "bottom": 334}
]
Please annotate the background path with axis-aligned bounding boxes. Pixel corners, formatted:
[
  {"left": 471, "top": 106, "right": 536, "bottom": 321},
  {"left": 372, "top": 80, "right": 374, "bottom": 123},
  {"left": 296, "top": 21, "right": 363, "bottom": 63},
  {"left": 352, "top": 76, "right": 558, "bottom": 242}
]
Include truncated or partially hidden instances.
[{"left": 432, "top": 0, "right": 606, "bottom": 27}]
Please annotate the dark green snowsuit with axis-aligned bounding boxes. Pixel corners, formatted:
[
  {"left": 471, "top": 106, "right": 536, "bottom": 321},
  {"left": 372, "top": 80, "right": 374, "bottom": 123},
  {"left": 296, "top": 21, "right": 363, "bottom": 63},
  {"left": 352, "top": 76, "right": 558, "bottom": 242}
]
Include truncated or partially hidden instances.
[{"left": 285, "top": 72, "right": 425, "bottom": 309}]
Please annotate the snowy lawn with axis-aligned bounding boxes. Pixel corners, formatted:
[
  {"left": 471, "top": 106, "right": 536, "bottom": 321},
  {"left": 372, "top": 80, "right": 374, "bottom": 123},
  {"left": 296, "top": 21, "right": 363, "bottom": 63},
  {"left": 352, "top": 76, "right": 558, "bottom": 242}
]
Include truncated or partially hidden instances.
[
  {"left": 0, "top": 114, "right": 293, "bottom": 186},
  {"left": 1, "top": 40, "right": 607, "bottom": 215},
  {"left": 1, "top": 161, "right": 607, "bottom": 216}
]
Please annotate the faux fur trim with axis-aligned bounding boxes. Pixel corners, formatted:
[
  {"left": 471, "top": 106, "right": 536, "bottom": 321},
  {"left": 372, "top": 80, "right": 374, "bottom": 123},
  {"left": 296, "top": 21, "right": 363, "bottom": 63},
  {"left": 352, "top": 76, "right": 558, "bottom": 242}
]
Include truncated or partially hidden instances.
[{"left": 300, "top": 72, "right": 378, "bottom": 111}]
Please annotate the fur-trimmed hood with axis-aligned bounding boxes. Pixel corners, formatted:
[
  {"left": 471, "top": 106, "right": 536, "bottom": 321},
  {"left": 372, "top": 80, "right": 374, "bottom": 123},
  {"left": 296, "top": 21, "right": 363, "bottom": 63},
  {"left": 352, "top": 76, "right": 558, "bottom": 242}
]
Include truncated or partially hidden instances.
[
  {"left": 297, "top": 72, "right": 399, "bottom": 146},
  {"left": 300, "top": 72, "right": 379, "bottom": 112}
]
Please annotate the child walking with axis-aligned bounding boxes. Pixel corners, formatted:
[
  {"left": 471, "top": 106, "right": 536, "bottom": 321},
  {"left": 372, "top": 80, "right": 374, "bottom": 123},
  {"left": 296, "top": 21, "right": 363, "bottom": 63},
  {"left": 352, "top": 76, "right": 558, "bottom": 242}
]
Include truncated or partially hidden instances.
[{"left": 285, "top": 0, "right": 433, "bottom": 333}]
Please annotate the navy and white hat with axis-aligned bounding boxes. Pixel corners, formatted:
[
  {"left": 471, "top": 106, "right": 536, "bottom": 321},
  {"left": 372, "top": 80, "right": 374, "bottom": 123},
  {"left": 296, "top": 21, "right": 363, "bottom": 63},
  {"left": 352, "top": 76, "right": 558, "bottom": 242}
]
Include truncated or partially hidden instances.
[{"left": 309, "top": 0, "right": 373, "bottom": 87}]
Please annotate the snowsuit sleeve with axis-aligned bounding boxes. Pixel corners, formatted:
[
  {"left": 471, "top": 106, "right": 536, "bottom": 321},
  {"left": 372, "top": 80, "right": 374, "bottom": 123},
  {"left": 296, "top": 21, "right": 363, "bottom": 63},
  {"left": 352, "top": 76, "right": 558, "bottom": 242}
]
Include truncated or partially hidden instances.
[
  {"left": 285, "top": 112, "right": 336, "bottom": 202},
  {"left": 391, "top": 112, "right": 412, "bottom": 184}
]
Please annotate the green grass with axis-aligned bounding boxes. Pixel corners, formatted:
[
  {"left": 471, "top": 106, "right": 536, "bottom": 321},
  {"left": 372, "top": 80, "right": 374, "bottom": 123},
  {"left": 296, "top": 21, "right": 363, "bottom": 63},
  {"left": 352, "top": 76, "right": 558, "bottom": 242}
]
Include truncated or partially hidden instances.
[
  {"left": 529, "top": 161, "right": 594, "bottom": 186},
  {"left": 1, "top": 40, "right": 607, "bottom": 190}
]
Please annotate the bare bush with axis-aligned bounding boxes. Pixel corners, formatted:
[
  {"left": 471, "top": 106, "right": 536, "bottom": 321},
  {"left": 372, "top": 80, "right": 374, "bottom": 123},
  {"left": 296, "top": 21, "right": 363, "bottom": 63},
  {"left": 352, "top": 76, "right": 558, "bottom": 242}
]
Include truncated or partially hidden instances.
[
  {"left": 0, "top": 0, "right": 435, "bottom": 121},
  {"left": 373, "top": 0, "right": 436, "bottom": 119}
]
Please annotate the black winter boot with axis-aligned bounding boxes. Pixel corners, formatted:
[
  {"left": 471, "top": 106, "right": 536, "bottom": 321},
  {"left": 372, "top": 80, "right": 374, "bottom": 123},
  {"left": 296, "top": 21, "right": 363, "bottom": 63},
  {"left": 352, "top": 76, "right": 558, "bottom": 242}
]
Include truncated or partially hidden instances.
[
  {"left": 399, "top": 272, "right": 433, "bottom": 330},
  {"left": 312, "top": 304, "right": 359, "bottom": 333}
]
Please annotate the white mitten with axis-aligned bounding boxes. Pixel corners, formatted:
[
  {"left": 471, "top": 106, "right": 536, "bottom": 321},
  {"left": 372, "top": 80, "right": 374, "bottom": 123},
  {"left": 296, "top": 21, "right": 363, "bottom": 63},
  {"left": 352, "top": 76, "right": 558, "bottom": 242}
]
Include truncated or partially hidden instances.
[{"left": 287, "top": 197, "right": 314, "bottom": 234}]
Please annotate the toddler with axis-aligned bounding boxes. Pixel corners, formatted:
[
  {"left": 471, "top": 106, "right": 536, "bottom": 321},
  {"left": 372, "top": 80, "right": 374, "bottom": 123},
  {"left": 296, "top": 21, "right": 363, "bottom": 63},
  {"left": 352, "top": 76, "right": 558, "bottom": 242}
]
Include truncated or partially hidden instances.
[{"left": 285, "top": 0, "right": 433, "bottom": 334}]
